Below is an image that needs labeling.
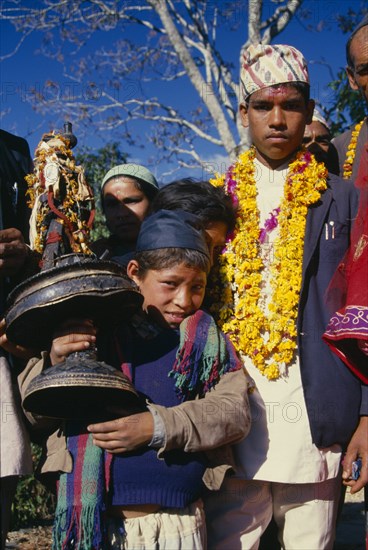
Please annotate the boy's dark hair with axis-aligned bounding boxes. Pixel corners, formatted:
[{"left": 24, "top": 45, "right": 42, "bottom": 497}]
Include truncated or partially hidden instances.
[
  {"left": 245, "top": 82, "right": 310, "bottom": 106},
  {"left": 134, "top": 248, "right": 210, "bottom": 277},
  {"left": 102, "top": 176, "right": 158, "bottom": 211},
  {"left": 151, "top": 179, "right": 236, "bottom": 233}
]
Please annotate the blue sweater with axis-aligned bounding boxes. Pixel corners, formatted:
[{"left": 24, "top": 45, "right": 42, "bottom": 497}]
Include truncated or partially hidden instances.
[{"left": 109, "top": 328, "right": 208, "bottom": 508}]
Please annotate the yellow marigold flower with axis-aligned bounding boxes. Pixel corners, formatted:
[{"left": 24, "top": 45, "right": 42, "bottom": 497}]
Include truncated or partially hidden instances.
[
  {"left": 343, "top": 119, "right": 364, "bottom": 179},
  {"left": 209, "top": 146, "right": 327, "bottom": 380},
  {"left": 265, "top": 364, "right": 280, "bottom": 380}
]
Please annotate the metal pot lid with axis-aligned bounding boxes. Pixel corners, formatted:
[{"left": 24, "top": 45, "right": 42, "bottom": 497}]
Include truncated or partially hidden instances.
[{"left": 6, "top": 254, "right": 143, "bottom": 349}]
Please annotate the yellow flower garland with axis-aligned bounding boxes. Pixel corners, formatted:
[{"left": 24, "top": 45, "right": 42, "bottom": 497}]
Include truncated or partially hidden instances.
[
  {"left": 343, "top": 119, "right": 364, "bottom": 179},
  {"left": 210, "top": 147, "right": 328, "bottom": 379}
]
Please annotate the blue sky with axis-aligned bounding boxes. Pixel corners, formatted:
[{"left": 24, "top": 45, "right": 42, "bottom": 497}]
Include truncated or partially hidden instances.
[{"left": 0, "top": 0, "right": 365, "bottom": 182}]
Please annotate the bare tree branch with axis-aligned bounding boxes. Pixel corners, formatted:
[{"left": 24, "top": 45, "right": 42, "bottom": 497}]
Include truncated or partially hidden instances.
[
  {"left": 1, "top": 0, "right": 304, "bottom": 169},
  {"left": 261, "top": 0, "right": 303, "bottom": 43}
]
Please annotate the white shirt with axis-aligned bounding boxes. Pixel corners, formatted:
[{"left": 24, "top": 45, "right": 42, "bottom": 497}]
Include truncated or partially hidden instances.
[
  {"left": 0, "top": 354, "right": 33, "bottom": 477},
  {"left": 234, "top": 158, "right": 341, "bottom": 483}
]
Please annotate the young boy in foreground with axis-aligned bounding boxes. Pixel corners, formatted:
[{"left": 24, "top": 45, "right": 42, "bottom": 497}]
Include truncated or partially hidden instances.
[
  {"left": 20, "top": 209, "right": 251, "bottom": 549},
  {"left": 205, "top": 44, "right": 366, "bottom": 550}
]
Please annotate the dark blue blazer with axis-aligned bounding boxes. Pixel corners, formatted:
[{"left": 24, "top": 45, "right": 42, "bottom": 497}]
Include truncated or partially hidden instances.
[
  {"left": 0, "top": 129, "right": 33, "bottom": 239},
  {"left": 297, "top": 174, "right": 366, "bottom": 449}
]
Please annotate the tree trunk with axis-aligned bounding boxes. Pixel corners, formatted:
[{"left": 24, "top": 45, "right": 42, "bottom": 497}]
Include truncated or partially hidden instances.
[{"left": 148, "top": 0, "right": 238, "bottom": 157}]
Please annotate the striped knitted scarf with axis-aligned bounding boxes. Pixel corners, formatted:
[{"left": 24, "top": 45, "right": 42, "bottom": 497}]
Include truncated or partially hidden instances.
[
  {"left": 52, "top": 309, "right": 241, "bottom": 549},
  {"left": 53, "top": 422, "right": 109, "bottom": 550},
  {"left": 169, "top": 309, "right": 241, "bottom": 401}
]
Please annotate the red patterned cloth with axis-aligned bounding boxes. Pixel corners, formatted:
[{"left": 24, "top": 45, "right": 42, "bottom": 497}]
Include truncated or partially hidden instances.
[{"left": 323, "top": 144, "right": 368, "bottom": 383}]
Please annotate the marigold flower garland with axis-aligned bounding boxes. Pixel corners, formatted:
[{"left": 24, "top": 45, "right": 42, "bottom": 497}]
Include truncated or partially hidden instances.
[
  {"left": 210, "top": 147, "right": 328, "bottom": 380},
  {"left": 343, "top": 119, "right": 365, "bottom": 179}
]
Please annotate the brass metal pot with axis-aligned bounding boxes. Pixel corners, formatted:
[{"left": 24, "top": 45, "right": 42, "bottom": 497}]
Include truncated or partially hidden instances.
[{"left": 6, "top": 254, "right": 145, "bottom": 419}]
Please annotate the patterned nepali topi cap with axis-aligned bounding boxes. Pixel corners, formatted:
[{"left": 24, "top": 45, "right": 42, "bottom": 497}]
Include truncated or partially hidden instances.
[
  {"left": 240, "top": 44, "right": 310, "bottom": 100},
  {"left": 136, "top": 209, "right": 210, "bottom": 258},
  {"left": 101, "top": 163, "right": 158, "bottom": 191}
]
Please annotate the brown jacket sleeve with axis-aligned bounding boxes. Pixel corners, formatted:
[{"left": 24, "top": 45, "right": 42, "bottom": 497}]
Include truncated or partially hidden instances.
[
  {"left": 18, "top": 352, "right": 55, "bottom": 430},
  {"left": 18, "top": 353, "right": 73, "bottom": 474},
  {"left": 149, "top": 369, "right": 252, "bottom": 454}
]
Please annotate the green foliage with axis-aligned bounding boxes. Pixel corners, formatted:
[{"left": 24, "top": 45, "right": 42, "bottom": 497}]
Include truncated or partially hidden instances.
[
  {"left": 336, "top": 7, "right": 367, "bottom": 34},
  {"left": 326, "top": 69, "right": 367, "bottom": 137},
  {"left": 326, "top": 5, "right": 368, "bottom": 136},
  {"left": 75, "top": 142, "right": 128, "bottom": 241},
  {"left": 11, "top": 443, "right": 55, "bottom": 529}
]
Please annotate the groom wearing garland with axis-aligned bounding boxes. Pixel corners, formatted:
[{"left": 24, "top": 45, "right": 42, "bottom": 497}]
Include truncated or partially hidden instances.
[{"left": 205, "top": 44, "right": 367, "bottom": 549}]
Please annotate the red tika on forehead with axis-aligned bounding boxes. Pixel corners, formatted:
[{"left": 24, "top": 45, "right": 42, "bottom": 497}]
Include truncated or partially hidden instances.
[{"left": 249, "top": 84, "right": 304, "bottom": 101}]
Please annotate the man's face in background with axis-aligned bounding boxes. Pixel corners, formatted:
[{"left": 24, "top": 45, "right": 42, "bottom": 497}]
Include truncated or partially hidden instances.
[{"left": 347, "top": 26, "right": 368, "bottom": 106}]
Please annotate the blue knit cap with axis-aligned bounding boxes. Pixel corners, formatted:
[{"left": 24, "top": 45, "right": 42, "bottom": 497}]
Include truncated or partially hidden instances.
[{"left": 136, "top": 209, "right": 210, "bottom": 258}]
